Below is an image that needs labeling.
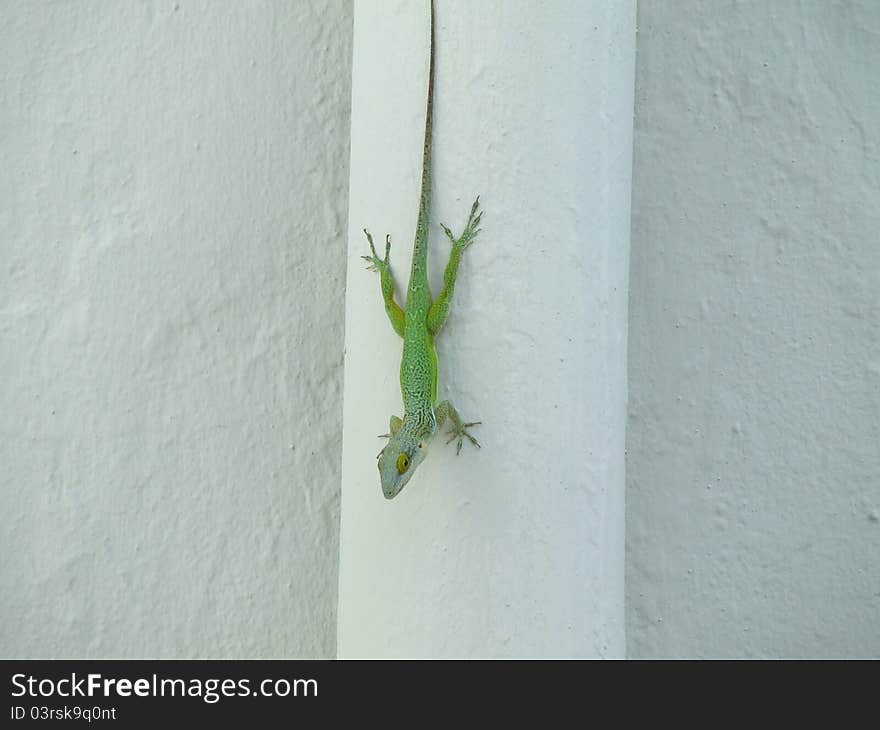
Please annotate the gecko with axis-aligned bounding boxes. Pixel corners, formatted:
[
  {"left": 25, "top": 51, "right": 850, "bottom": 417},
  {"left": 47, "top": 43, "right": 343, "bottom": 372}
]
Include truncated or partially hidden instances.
[{"left": 362, "top": 0, "right": 481, "bottom": 499}]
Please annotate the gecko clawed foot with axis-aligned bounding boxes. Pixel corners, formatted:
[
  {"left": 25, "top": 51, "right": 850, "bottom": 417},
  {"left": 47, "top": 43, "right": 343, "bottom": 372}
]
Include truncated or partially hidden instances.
[
  {"left": 445, "top": 420, "right": 482, "bottom": 455},
  {"left": 440, "top": 196, "right": 482, "bottom": 252},
  {"left": 361, "top": 229, "right": 392, "bottom": 272}
]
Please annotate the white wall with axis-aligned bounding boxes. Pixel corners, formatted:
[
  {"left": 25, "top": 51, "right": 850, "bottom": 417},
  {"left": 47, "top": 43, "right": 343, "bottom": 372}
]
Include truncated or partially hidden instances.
[
  {"left": 338, "top": 0, "right": 634, "bottom": 657},
  {"left": 626, "top": 0, "right": 880, "bottom": 657},
  {"left": 0, "top": 0, "right": 352, "bottom": 657}
]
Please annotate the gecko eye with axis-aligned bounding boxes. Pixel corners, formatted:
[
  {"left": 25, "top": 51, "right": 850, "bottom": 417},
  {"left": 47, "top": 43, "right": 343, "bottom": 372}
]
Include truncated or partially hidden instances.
[{"left": 396, "top": 453, "right": 411, "bottom": 474}]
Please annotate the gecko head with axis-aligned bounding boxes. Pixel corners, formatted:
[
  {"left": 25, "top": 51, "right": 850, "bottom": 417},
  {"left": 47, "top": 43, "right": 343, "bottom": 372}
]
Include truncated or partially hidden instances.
[{"left": 377, "top": 431, "right": 429, "bottom": 499}]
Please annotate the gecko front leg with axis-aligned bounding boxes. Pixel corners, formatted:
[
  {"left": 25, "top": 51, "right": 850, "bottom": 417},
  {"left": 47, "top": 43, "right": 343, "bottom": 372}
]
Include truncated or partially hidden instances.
[
  {"left": 378, "top": 415, "right": 403, "bottom": 439},
  {"left": 435, "top": 400, "right": 481, "bottom": 455}
]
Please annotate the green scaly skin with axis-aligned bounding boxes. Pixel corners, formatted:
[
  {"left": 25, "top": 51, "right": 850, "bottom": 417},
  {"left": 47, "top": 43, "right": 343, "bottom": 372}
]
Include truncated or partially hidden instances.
[{"left": 362, "top": 0, "right": 481, "bottom": 499}]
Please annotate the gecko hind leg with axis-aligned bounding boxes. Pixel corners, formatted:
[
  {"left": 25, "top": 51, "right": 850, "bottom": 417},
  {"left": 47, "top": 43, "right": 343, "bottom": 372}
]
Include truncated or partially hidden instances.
[
  {"left": 362, "top": 229, "right": 405, "bottom": 337},
  {"left": 440, "top": 196, "right": 482, "bottom": 252},
  {"left": 427, "top": 196, "right": 482, "bottom": 336}
]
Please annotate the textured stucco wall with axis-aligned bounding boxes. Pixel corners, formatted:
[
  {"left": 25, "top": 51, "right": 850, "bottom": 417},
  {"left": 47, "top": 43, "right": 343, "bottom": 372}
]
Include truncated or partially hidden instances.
[
  {"left": 338, "top": 0, "right": 633, "bottom": 657},
  {"left": 627, "top": 1, "right": 880, "bottom": 657},
  {"left": 1, "top": 0, "right": 352, "bottom": 657}
]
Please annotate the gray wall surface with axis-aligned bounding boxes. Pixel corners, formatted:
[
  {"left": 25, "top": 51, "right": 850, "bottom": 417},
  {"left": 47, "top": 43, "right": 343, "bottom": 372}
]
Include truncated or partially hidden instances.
[
  {"left": 1, "top": 0, "right": 352, "bottom": 657},
  {"left": 626, "top": 0, "right": 880, "bottom": 657},
  {"left": 4, "top": 0, "right": 877, "bottom": 660}
]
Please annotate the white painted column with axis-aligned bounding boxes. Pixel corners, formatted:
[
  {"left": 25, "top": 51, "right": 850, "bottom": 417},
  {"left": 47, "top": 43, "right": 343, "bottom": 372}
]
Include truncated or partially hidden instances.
[{"left": 338, "top": 0, "right": 635, "bottom": 657}]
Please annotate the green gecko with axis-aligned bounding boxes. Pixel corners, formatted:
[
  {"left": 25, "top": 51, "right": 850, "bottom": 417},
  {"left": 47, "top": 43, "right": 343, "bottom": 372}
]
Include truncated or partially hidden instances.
[{"left": 362, "top": 0, "right": 481, "bottom": 500}]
